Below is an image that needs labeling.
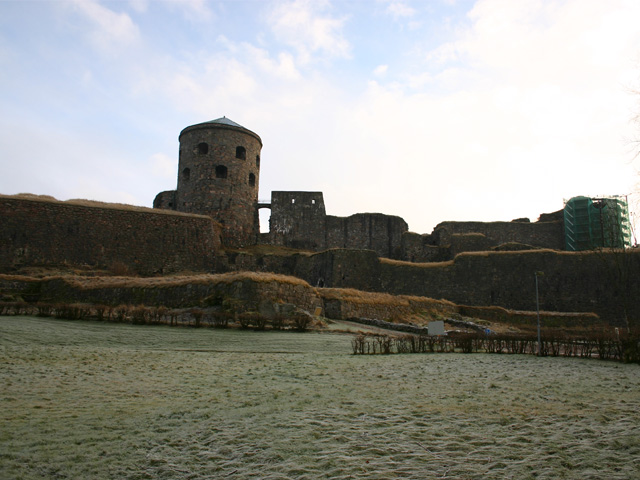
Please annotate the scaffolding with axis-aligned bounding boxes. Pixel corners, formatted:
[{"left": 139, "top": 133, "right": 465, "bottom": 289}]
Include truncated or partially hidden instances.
[{"left": 563, "top": 195, "right": 631, "bottom": 251}]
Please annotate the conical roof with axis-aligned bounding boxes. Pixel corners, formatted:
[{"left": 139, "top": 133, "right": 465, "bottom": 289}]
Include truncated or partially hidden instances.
[
  {"left": 206, "top": 116, "right": 246, "bottom": 128},
  {"left": 179, "top": 116, "right": 261, "bottom": 145}
]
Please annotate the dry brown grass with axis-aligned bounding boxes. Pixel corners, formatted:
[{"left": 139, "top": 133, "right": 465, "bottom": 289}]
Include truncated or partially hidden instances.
[
  {"left": 23, "top": 270, "right": 313, "bottom": 290},
  {"left": 318, "top": 287, "right": 455, "bottom": 309},
  {"left": 379, "top": 257, "right": 454, "bottom": 268},
  {"left": 0, "top": 193, "right": 209, "bottom": 218},
  {"left": 456, "top": 248, "right": 616, "bottom": 258},
  {"left": 227, "top": 244, "right": 315, "bottom": 256}
]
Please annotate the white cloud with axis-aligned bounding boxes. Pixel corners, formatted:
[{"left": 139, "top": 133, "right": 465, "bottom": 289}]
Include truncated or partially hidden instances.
[
  {"left": 373, "top": 64, "right": 388, "bottom": 76},
  {"left": 268, "top": 0, "right": 351, "bottom": 65},
  {"left": 128, "top": 0, "right": 148, "bottom": 14},
  {"left": 68, "top": 0, "right": 140, "bottom": 53},
  {"left": 385, "top": 1, "right": 416, "bottom": 19},
  {"left": 244, "top": 45, "right": 302, "bottom": 81},
  {"left": 162, "top": 0, "right": 214, "bottom": 23}
]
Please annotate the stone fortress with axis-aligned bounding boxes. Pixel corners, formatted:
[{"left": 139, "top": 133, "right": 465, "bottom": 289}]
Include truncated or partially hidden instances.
[
  {"left": 1, "top": 117, "right": 638, "bottom": 325},
  {"left": 151, "top": 117, "right": 568, "bottom": 262}
]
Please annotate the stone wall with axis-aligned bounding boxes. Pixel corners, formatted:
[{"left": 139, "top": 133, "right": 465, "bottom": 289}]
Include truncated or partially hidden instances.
[
  {"left": 376, "top": 249, "right": 639, "bottom": 325},
  {"left": 400, "top": 216, "right": 565, "bottom": 262},
  {"left": 432, "top": 219, "right": 565, "bottom": 250},
  {"left": 266, "top": 191, "right": 408, "bottom": 258},
  {"left": 400, "top": 232, "right": 448, "bottom": 263},
  {"left": 0, "top": 196, "right": 221, "bottom": 275},
  {"left": 268, "top": 191, "right": 327, "bottom": 250},
  {"left": 0, "top": 272, "right": 321, "bottom": 313},
  {"left": 325, "top": 213, "right": 407, "bottom": 259},
  {"left": 224, "top": 247, "right": 639, "bottom": 325}
]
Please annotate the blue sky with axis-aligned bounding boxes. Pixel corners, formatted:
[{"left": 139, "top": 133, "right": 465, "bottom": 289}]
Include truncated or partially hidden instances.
[{"left": 1, "top": 0, "right": 639, "bottom": 235}]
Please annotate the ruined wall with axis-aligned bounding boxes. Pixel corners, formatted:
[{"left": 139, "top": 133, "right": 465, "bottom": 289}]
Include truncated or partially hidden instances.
[
  {"left": 401, "top": 232, "right": 448, "bottom": 263},
  {"left": 269, "top": 191, "right": 327, "bottom": 250},
  {"left": 153, "top": 190, "right": 176, "bottom": 210},
  {"left": 432, "top": 219, "right": 564, "bottom": 251},
  {"left": 0, "top": 196, "right": 221, "bottom": 275},
  {"left": 325, "top": 213, "right": 407, "bottom": 259},
  {"left": 223, "top": 247, "right": 639, "bottom": 325},
  {"left": 266, "top": 191, "right": 408, "bottom": 258},
  {"left": 376, "top": 250, "right": 639, "bottom": 325}
]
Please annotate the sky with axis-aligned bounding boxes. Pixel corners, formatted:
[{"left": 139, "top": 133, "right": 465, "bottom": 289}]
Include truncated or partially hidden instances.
[{"left": 1, "top": 0, "right": 639, "bottom": 235}]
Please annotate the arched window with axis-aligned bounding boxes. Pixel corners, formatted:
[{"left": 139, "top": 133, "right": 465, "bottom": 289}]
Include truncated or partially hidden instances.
[
  {"left": 236, "top": 146, "right": 246, "bottom": 160},
  {"left": 215, "top": 165, "right": 228, "bottom": 179},
  {"left": 256, "top": 155, "right": 260, "bottom": 168},
  {"left": 182, "top": 167, "right": 191, "bottom": 181},
  {"left": 198, "top": 142, "right": 209, "bottom": 155},
  {"left": 248, "top": 173, "right": 256, "bottom": 186}
]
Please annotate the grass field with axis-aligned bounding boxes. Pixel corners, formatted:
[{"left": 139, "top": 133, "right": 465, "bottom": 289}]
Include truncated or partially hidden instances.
[{"left": 1, "top": 316, "right": 639, "bottom": 479}]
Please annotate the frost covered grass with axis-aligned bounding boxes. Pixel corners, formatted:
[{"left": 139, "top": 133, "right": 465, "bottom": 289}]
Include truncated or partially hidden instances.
[{"left": 1, "top": 316, "right": 639, "bottom": 479}]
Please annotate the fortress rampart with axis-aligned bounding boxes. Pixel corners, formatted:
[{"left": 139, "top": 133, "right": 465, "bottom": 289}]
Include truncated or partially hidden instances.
[
  {"left": 0, "top": 196, "right": 221, "bottom": 275},
  {"left": 224, "top": 247, "right": 639, "bottom": 325}
]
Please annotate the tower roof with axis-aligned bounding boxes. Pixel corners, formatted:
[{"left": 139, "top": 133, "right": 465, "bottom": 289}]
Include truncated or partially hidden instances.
[
  {"left": 179, "top": 116, "right": 262, "bottom": 145},
  {"left": 206, "top": 117, "right": 246, "bottom": 128}
]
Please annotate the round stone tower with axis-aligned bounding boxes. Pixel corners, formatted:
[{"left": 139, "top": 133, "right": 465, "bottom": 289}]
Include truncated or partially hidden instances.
[{"left": 175, "top": 117, "right": 262, "bottom": 247}]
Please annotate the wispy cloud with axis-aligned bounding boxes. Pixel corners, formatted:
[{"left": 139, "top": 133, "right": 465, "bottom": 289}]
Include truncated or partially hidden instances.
[
  {"left": 67, "top": 0, "right": 140, "bottom": 53},
  {"left": 268, "top": 0, "right": 351, "bottom": 65},
  {"left": 163, "top": 0, "right": 215, "bottom": 23},
  {"left": 385, "top": 1, "right": 416, "bottom": 19}
]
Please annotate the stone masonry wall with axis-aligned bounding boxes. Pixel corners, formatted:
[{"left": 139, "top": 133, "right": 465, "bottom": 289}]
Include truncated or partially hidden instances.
[
  {"left": 267, "top": 191, "right": 408, "bottom": 259},
  {"left": 1, "top": 273, "right": 321, "bottom": 313},
  {"left": 268, "top": 191, "right": 327, "bottom": 250},
  {"left": 325, "top": 213, "right": 407, "bottom": 259},
  {"left": 376, "top": 250, "right": 639, "bottom": 325},
  {"left": 0, "top": 197, "right": 221, "bottom": 275},
  {"left": 223, "top": 247, "right": 639, "bottom": 325},
  {"left": 432, "top": 220, "right": 564, "bottom": 251}
]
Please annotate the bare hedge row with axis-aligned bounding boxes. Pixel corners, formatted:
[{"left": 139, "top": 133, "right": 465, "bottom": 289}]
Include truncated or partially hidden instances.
[
  {"left": 352, "top": 332, "right": 640, "bottom": 364},
  {"left": 0, "top": 301, "right": 311, "bottom": 331}
]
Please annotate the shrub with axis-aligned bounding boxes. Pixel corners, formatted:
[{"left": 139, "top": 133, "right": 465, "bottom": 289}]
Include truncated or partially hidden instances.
[
  {"left": 293, "top": 314, "right": 311, "bottom": 332},
  {"left": 36, "top": 303, "right": 54, "bottom": 317}
]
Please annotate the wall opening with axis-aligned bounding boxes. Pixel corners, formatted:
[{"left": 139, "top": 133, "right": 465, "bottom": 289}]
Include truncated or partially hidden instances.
[
  {"left": 215, "top": 165, "right": 228, "bottom": 178},
  {"left": 198, "top": 142, "right": 209, "bottom": 155},
  {"left": 182, "top": 167, "right": 191, "bottom": 181},
  {"left": 248, "top": 173, "right": 256, "bottom": 186},
  {"left": 259, "top": 207, "right": 271, "bottom": 233},
  {"left": 236, "top": 146, "right": 246, "bottom": 160},
  {"left": 256, "top": 155, "right": 260, "bottom": 168}
]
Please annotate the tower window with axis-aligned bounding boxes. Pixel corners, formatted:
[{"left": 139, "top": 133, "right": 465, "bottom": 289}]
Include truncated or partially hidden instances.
[
  {"left": 248, "top": 173, "right": 256, "bottom": 186},
  {"left": 256, "top": 155, "right": 260, "bottom": 168},
  {"left": 182, "top": 167, "right": 191, "bottom": 181},
  {"left": 236, "top": 146, "right": 246, "bottom": 160},
  {"left": 216, "top": 165, "right": 228, "bottom": 178},
  {"left": 198, "top": 142, "right": 209, "bottom": 155}
]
